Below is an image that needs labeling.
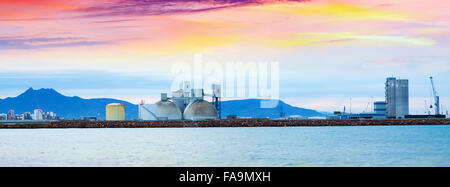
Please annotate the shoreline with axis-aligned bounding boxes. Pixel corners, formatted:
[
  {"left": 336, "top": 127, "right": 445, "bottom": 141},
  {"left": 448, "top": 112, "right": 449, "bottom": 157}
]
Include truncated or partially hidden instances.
[{"left": 0, "top": 118, "right": 449, "bottom": 128}]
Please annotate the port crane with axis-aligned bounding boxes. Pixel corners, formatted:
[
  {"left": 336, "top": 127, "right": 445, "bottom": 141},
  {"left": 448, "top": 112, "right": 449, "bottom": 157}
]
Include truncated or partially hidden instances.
[
  {"left": 424, "top": 100, "right": 430, "bottom": 115},
  {"left": 429, "top": 76, "right": 440, "bottom": 115}
]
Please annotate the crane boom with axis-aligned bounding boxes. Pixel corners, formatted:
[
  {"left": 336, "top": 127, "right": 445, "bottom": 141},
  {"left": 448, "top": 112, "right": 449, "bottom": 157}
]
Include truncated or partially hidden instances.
[{"left": 429, "top": 77, "right": 440, "bottom": 115}]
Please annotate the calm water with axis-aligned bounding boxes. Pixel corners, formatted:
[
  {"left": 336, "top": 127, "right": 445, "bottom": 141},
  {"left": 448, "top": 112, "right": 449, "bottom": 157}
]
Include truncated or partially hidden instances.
[{"left": 0, "top": 125, "right": 449, "bottom": 166}]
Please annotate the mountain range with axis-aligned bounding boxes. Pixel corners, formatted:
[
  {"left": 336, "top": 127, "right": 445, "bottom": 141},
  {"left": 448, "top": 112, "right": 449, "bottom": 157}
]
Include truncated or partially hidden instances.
[{"left": 0, "top": 88, "right": 324, "bottom": 119}]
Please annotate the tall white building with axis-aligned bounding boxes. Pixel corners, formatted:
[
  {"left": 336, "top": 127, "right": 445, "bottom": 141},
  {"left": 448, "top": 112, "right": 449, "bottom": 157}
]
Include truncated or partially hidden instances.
[
  {"left": 7, "top": 110, "right": 15, "bottom": 120},
  {"left": 33, "top": 109, "right": 43, "bottom": 120},
  {"left": 385, "top": 77, "right": 409, "bottom": 118}
]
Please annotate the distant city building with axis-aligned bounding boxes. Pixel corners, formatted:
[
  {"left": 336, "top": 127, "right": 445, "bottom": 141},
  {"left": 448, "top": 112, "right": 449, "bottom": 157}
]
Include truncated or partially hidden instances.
[
  {"left": 385, "top": 77, "right": 409, "bottom": 119},
  {"left": 33, "top": 109, "right": 44, "bottom": 120},
  {"left": 83, "top": 116, "right": 97, "bottom": 121},
  {"left": 0, "top": 113, "right": 7, "bottom": 120},
  {"left": 288, "top": 115, "right": 305, "bottom": 120},
  {"left": 7, "top": 110, "right": 15, "bottom": 120},
  {"left": 16, "top": 114, "right": 24, "bottom": 120},
  {"left": 23, "top": 112, "right": 33, "bottom": 120},
  {"left": 0, "top": 109, "right": 57, "bottom": 121},
  {"left": 43, "top": 111, "right": 58, "bottom": 120},
  {"left": 227, "top": 115, "right": 238, "bottom": 119}
]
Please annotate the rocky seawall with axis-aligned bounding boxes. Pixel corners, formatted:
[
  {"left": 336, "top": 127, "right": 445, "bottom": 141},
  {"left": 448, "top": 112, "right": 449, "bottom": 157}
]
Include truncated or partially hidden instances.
[{"left": 0, "top": 118, "right": 449, "bottom": 128}]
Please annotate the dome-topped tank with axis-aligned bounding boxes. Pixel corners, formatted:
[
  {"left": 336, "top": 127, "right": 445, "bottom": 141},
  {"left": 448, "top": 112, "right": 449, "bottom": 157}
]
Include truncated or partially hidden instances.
[
  {"left": 183, "top": 100, "right": 218, "bottom": 120},
  {"left": 156, "top": 100, "right": 182, "bottom": 120}
]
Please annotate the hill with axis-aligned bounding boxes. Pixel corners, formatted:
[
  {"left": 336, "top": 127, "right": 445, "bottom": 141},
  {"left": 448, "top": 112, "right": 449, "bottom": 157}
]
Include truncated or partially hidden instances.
[
  {"left": 0, "top": 88, "right": 324, "bottom": 119},
  {"left": 220, "top": 99, "right": 324, "bottom": 118},
  {"left": 0, "top": 88, "right": 137, "bottom": 120}
]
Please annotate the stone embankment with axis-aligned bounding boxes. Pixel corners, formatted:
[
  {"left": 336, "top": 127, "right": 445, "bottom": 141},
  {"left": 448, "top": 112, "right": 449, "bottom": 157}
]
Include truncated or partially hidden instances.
[{"left": 0, "top": 118, "right": 449, "bottom": 128}]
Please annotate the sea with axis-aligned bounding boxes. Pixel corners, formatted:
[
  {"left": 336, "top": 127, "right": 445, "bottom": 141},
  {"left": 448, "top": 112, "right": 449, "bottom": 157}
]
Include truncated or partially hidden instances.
[{"left": 0, "top": 125, "right": 449, "bottom": 166}]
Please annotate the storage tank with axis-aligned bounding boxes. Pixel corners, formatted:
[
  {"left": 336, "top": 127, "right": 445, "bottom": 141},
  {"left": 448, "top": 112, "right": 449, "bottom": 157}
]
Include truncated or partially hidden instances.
[
  {"left": 138, "top": 104, "right": 157, "bottom": 120},
  {"left": 106, "top": 103, "right": 125, "bottom": 121},
  {"left": 183, "top": 100, "right": 218, "bottom": 120},
  {"left": 156, "top": 100, "right": 182, "bottom": 120}
]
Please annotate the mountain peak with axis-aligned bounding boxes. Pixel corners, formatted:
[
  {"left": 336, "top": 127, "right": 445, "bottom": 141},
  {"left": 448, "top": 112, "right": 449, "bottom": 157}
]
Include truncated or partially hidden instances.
[
  {"left": 0, "top": 88, "right": 137, "bottom": 120},
  {"left": 18, "top": 87, "right": 63, "bottom": 98},
  {"left": 24, "top": 87, "right": 34, "bottom": 93}
]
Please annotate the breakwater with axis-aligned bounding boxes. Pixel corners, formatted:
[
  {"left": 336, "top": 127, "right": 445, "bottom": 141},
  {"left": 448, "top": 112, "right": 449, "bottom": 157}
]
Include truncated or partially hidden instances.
[{"left": 0, "top": 118, "right": 449, "bottom": 128}]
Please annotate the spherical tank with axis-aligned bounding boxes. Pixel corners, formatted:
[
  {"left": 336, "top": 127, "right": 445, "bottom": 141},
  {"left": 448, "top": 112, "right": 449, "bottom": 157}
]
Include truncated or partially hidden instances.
[
  {"left": 183, "top": 100, "right": 218, "bottom": 120},
  {"left": 156, "top": 100, "right": 182, "bottom": 120}
]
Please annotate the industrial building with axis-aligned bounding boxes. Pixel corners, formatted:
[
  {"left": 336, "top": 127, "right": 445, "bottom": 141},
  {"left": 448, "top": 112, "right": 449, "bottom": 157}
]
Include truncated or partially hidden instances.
[
  {"left": 405, "top": 114, "right": 446, "bottom": 119},
  {"left": 326, "top": 101, "right": 386, "bottom": 120},
  {"left": 374, "top": 101, "right": 387, "bottom": 115},
  {"left": 83, "top": 116, "right": 98, "bottom": 121},
  {"left": 138, "top": 81, "right": 220, "bottom": 121},
  {"left": 328, "top": 77, "right": 409, "bottom": 119},
  {"left": 106, "top": 103, "right": 125, "bottom": 121},
  {"left": 385, "top": 77, "right": 409, "bottom": 118}
]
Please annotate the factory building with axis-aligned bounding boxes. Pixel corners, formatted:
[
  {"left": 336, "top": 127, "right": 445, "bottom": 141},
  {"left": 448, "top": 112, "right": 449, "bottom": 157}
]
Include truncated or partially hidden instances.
[
  {"left": 374, "top": 101, "right": 387, "bottom": 115},
  {"left": 385, "top": 77, "right": 409, "bottom": 118},
  {"left": 326, "top": 101, "right": 386, "bottom": 120},
  {"left": 139, "top": 81, "right": 220, "bottom": 121},
  {"left": 106, "top": 103, "right": 125, "bottom": 121}
]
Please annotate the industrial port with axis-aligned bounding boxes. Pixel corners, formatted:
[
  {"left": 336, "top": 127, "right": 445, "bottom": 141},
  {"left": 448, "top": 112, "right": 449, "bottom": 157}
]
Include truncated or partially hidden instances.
[
  {"left": 104, "top": 76, "right": 447, "bottom": 122},
  {"left": 0, "top": 76, "right": 448, "bottom": 128}
]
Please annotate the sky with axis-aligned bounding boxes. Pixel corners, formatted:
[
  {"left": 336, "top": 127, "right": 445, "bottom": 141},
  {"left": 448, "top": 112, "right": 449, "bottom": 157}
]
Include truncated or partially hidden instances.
[{"left": 0, "top": 0, "right": 449, "bottom": 114}]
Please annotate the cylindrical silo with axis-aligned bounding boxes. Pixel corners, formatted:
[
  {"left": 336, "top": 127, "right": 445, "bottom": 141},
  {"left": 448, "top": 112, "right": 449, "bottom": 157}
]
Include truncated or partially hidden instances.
[
  {"left": 183, "top": 100, "right": 218, "bottom": 120},
  {"left": 106, "top": 103, "right": 125, "bottom": 121}
]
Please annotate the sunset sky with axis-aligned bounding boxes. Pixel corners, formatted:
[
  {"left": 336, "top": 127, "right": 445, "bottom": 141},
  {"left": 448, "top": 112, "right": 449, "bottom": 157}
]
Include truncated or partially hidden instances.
[{"left": 1, "top": 0, "right": 449, "bottom": 114}]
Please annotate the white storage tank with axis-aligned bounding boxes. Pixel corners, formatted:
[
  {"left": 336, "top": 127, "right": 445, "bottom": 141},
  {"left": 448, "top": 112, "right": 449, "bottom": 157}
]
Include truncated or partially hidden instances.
[
  {"left": 183, "top": 100, "right": 218, "bottom": 120},
  {"left": 138, "top": 104, "right": 157, "bottom": 120},
  {"left": 156, "top": 100, "right": 182, "bottom": 120}
]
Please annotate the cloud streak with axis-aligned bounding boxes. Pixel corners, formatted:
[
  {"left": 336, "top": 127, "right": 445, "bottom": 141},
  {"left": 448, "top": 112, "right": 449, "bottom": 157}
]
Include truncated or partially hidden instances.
[
  {"left": 0, "top": 0, "right": 309, "bottom": 21},
  {"left": 73, "top": 0, "right": 309, "bottom": 18},
  {"left": 0, "top": 36, "right": 111, "bottom": 50}
]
